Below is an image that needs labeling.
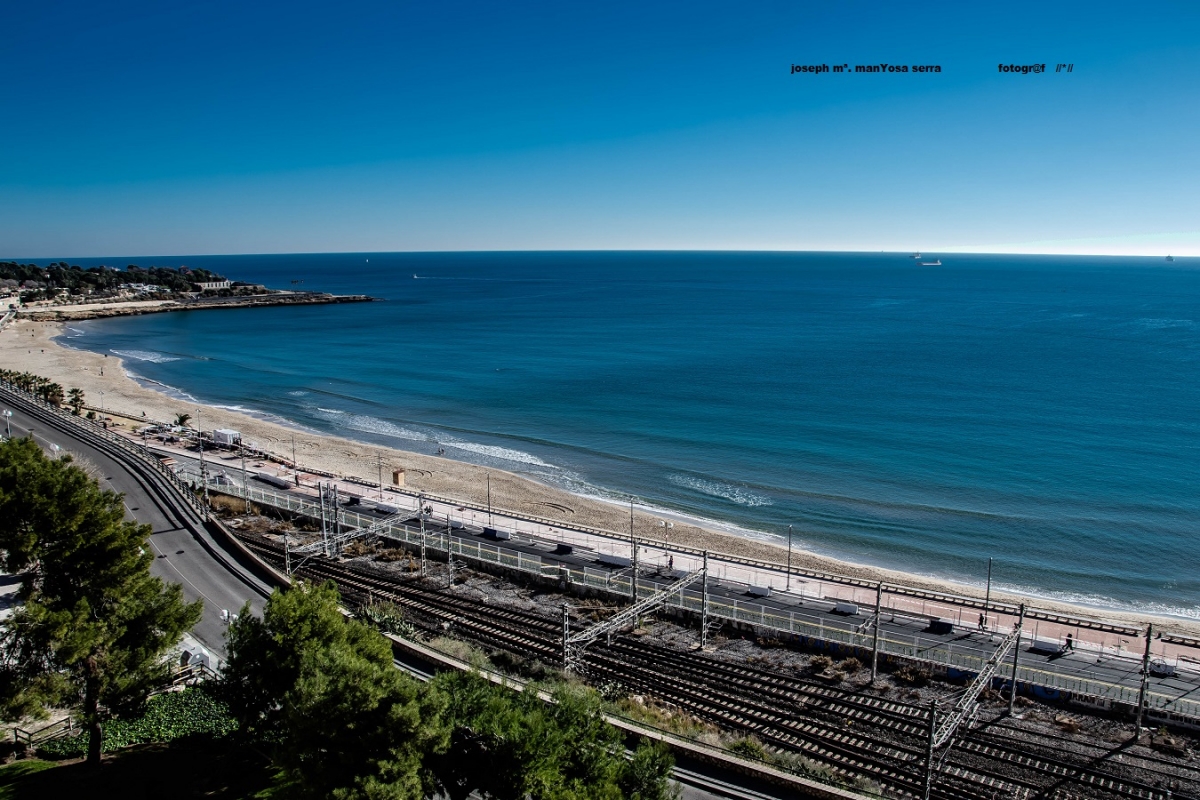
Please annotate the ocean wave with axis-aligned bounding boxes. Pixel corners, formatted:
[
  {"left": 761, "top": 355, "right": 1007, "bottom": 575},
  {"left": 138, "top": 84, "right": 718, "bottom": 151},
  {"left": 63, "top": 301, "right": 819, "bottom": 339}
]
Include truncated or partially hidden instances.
[
  {"left": 317, "top": 410, "right": 432, "bottom": 442},
  {"left": 127, "top": 374, "right": 198, "bottom": 403},
  {"left": 210, "top": 404, "right": 319, "bottom": 433},
  {"left": 111, "top": 348, "right": 179, "bottom": 363},
  {"left": 287, "top": 390, "right": 309, "bottom": 397},
  {"left": 309, "top": 407, "right": 556, "bottom": 468},
  {"left": 984, "top": 581, "right": 1200, "bottom": 622},
  {"left": 65, "top": 326, "right": 86, "bottom": 337},
  {"left": 441, "top": 438, "right": 556, "bottom": 468},
  {"left": 667, "top": 474, "right": 774, "bottom": 507},
  {"left": 1136, "top": 318, "right": 1193, "bottom": 330}
]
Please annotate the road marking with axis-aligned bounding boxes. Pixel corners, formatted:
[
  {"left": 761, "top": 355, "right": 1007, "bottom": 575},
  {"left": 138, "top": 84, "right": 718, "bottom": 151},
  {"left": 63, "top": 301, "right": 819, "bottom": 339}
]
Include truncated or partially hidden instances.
[{"left": 148, "top": 537, "right": 215, "bottom": 608}]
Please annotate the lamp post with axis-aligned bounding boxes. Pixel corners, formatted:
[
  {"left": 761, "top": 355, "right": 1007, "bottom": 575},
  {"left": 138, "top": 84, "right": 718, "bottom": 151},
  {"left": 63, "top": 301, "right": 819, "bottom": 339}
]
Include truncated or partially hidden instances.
[
  {"left": 486, "top": 473, "right": 492, "bottom": 528},
  {"left": 629, "top": 496, "right": 638, "bottom": 604},
  {"left": 984, "top": 557, "right": 993, "bottom": 632},
  {"left": 786, "top": 524, "right": 793, "bottom": 592},
  {"left": 2, "top": 409, "right": 10, "bottom": 438},
  {"left": 197, "top": 410, "right": 209, "bottom": 519},
  {"left": 240, "top": 440, "right": 250, "bottom": 513},
  {"left": 419, "top": 492, "right": 427, "bottom": 577}
]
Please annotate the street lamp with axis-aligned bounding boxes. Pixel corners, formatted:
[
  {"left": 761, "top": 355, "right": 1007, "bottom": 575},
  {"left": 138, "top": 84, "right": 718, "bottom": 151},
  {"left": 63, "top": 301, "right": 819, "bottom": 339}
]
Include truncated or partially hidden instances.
[
  {"left": 197, "top": 410, "right": 209, "bottom": 519},
  {"left": 629, "top": 496, "right": 638, "bottom": 604},
  {"left": 983, "top": 557, "right": 993, "bottom": 632},
  {"left": 786, "top": 524, "right": 793, "bottom": 592},
  {"left": 2, "top": 409, "right": 11, "bottom": 438},
  {"left": 240, "top": 439, "right": 250, "bottom": 513}
]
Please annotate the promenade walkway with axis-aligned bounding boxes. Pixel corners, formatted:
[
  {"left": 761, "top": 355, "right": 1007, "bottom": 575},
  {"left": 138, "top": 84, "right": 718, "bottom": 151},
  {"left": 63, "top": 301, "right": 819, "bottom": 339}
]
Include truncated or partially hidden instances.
[{"left": 140, "top": 435, "right": 1200, "bottom": 727}]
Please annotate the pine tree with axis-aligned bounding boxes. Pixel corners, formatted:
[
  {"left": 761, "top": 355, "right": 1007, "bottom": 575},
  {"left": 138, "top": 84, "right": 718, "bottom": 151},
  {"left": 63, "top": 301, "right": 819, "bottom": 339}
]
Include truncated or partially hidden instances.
[
  {"left": 0, "top": 436, "right": 202, "bottom": 765},
  {"left": 224, "top": 581, "right": 445, "bottom": 799}
]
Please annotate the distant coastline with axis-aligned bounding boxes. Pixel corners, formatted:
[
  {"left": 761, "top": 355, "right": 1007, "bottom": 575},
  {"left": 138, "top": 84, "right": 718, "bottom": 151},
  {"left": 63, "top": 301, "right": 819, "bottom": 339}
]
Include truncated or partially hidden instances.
[
  {"left": 0, "top": 258, "right": 375, "bottom": 323},
  {"left": 18, "top": 291, "right": 375, "bottom": 322}
]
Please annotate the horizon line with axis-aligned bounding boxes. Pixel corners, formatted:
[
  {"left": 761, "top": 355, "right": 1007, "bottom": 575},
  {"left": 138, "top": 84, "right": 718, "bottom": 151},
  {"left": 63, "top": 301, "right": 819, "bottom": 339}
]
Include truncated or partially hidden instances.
[{"left": 3, "top": 247, "right": 1193, "bottom": 262}]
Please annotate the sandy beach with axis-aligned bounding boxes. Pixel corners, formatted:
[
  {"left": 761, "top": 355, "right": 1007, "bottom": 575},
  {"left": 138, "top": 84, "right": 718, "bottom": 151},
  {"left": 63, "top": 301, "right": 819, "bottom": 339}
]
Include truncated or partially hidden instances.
[{"left": 4, "top": 317, "right": 1198, "bottom": 639}]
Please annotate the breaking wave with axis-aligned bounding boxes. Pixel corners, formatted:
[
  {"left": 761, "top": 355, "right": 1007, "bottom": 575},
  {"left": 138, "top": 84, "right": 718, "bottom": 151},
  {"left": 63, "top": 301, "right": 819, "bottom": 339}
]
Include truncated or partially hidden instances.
[
  {"left": 111, "top": 349, "right": 179, "bottom": 363},
  {"left": 667, "top": 474, "right": 774, "bottom": 507}
]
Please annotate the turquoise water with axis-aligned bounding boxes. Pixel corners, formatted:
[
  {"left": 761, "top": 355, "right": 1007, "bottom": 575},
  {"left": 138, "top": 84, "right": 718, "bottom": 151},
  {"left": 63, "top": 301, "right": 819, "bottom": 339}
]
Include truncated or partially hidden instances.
[{"left": 57, "top": 252, "right": 1199, "bottom": 616}]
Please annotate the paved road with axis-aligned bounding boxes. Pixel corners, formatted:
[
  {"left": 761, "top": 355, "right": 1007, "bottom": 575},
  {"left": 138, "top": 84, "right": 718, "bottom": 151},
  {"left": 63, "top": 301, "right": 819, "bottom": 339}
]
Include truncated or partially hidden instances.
[
  {"left": 1, "top": 399, "right": 269, "bottom": 656},
  {"left": 2, "top": 395, "right": 767, "bottom": 800}
]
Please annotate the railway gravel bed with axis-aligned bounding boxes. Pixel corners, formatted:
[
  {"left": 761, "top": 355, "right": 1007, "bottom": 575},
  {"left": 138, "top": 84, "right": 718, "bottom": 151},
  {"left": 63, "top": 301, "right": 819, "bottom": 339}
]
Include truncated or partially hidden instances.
[{"left": 232, "top": 529, "right": 1199, "bottom": 799}]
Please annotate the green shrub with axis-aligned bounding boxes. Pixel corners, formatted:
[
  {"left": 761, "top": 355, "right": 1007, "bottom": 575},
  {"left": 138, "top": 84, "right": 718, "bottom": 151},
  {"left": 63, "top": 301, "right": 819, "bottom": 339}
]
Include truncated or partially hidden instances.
[
  {"left": 37, "top": 686, "right": 235, "bottom": 759},
  {"left": 727, "top": 735, "right": 767, "bottom": 761}
]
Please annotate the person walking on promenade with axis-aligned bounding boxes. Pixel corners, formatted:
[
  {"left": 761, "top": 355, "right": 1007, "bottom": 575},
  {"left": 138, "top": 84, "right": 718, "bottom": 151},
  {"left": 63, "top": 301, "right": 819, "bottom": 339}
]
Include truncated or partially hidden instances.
[
  {"left": 1065, "top": 633, "right": 1074, "bottom": 652},
  {"left": 978, "top": 612, "right": 987, "bottom": 631}
]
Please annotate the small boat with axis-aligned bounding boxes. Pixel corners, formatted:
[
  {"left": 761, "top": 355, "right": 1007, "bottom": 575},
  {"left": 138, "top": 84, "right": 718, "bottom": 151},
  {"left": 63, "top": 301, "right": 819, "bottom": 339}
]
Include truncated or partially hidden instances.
[
  {"left": 1166, "top": 255, "right": 1175, "bottom": 262},
  {"left": 910, "top": 252, "right": 922, "bottom": 258},
  {"left": 413, "top": 274, "right": 419, "bottom": 279},
  {"left": 920, "top": 260, "right": 941, "bottom": 266}
]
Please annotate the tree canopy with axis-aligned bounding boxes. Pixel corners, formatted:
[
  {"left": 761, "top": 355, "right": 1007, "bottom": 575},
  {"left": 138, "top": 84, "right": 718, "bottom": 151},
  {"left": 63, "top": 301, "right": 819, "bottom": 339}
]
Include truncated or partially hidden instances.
[
  {"left": 430, "top": 671, "right": 676, "bottom": 800},
  {"left": 0, "top": 260, "right": 226, "bottom": 297},
  {"left": 225, "top": 582, "right": 676, "bottom": 800},
  {"left": 224, "top": 582, "right": 444, "bottom": 799},
  {"left": 0, "top": 436, "right": 202, "bottom": 765}
]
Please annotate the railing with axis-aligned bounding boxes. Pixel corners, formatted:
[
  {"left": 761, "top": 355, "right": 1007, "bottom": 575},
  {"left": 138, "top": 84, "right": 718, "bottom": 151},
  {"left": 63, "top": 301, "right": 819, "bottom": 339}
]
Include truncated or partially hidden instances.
[
  {"left": 0, "top": 382, "right": 205, "bottom": 515},
  {"left": 192, "top": 473, "right": 1200, "bottom": 720},
  {"left": 166, "top": 426, "right": 1134, "bottom": 635},
  {"left": 11, "top": 717, "right": 75, "bottom": 748}
]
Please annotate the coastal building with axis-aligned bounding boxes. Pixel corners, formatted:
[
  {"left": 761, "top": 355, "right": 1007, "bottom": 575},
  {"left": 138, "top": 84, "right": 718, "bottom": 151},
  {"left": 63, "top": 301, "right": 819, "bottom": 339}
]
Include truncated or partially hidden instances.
[{"left": 194, "top": 279, "right": 231, "bottom": 291}]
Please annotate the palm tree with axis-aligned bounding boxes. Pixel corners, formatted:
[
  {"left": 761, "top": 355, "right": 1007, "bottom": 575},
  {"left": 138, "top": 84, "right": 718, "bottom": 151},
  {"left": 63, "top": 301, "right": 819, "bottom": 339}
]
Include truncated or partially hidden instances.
[
  {"left": 44, "top": 383, "right": 65, "bottom": 408},
  {"left": 174, "top": 413, "right": 192, "bottom": 428},
  {"left": 68, "top": 387, "right": 85, "bottom": 415}
]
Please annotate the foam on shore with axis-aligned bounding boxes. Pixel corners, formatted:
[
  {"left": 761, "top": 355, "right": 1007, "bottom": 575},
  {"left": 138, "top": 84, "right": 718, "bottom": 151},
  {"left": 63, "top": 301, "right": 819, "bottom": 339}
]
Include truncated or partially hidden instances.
[{"left": 6, "top": 317, "right": 1200, "bottom": 631}]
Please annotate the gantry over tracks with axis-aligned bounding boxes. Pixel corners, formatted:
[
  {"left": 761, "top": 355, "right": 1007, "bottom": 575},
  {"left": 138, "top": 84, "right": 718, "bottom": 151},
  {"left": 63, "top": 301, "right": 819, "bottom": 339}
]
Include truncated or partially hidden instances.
[{"left": 232, "top": 530, "right": 1200, "bottom": 800}]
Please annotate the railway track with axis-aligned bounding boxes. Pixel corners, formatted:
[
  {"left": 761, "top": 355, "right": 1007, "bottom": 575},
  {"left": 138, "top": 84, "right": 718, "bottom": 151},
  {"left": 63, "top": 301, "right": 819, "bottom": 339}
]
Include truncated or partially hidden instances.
[{"left": 233, "top": 532, "right": 1198, "bottom": 800}]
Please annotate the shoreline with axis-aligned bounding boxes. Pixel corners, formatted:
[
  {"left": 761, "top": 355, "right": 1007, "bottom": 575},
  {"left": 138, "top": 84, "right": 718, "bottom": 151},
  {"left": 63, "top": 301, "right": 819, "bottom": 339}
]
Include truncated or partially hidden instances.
[
  {"left": 6, "top": 317, "right": 1200, "bottom": 636},
  {"left": 16, "top": 291, "right": 375, "bottom": 322}
]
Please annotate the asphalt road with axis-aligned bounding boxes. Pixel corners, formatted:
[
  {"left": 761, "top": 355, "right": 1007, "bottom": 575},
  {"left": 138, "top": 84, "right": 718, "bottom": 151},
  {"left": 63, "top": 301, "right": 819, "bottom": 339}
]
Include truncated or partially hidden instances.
[
  {"left": 1, "top": 398, "right": 269, "bottom": 656},
  {"left": 1, "top": 395, "right": 768, "bottom": 799}
]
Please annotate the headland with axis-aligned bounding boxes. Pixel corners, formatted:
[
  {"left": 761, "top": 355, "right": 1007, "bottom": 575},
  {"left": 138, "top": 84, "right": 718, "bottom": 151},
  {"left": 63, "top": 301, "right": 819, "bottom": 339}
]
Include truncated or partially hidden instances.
[
  {"left": 0, "top": 259, "right": 374, "bottom": 322},
  {"left": 19, "top": 291, "right": 374, "bottom": 322}
]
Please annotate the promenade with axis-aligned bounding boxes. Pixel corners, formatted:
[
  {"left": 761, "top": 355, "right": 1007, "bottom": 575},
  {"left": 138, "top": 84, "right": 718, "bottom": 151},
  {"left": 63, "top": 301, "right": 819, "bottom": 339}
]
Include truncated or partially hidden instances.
[{"left": 147, "top": 434, "right": 1200, "bottom": 728}]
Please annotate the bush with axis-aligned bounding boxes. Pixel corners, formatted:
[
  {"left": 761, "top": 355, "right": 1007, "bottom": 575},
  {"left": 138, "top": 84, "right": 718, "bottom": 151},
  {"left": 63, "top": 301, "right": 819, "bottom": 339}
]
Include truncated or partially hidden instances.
[
  {"left": 809, "top": 655, "right": 834, "bottom": 671},
  {"left": 838, "top": 657, "right": 862, "bottom": 674},
  {"left": 37, "top": 685, "right": 236, "bottom": 759},
  {"left": 893, "top": 664, "right": 931, "bottom": 687},
  {"left": 727, "top": 736, "right": 767, "bottom": 761}
]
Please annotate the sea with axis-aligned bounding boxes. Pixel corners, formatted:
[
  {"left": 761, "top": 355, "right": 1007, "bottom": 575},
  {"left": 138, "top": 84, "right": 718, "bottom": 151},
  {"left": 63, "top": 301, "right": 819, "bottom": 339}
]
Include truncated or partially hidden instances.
[{"left": 48, "top": 252, "right": 1200, "bottom": 618}]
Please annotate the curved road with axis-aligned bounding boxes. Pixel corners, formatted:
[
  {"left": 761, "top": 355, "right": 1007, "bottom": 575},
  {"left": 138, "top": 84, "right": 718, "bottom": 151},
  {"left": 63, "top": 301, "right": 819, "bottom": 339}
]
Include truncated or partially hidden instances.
[
  {"left": 2, "top": 391, "right": 827, "bottom": 799},
  {"left": 1, "top": 392, "right": 270, "bottom": 656}
]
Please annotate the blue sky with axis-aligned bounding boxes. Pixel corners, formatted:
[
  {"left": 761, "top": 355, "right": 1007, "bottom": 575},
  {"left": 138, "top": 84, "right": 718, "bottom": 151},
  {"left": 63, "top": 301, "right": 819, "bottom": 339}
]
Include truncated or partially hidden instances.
[{"left": 2, "top": 1, "right": 1198, "bottom": 257}]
